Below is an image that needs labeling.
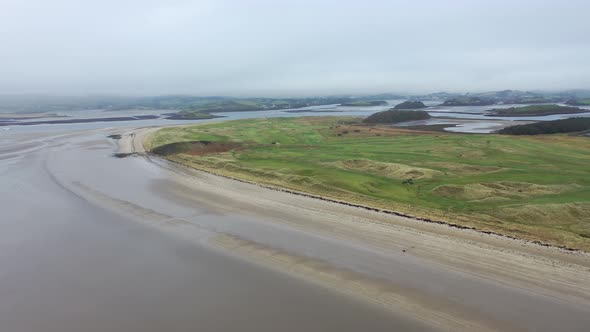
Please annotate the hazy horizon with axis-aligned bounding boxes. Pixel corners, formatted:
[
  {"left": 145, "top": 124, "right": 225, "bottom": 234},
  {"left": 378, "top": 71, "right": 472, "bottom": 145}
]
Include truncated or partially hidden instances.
[
  {"left": 1, "top": 88, "right": 590, "bottom": 100},
  {"left": 2, "top": 0, "right": 589, "bottom": 96}
]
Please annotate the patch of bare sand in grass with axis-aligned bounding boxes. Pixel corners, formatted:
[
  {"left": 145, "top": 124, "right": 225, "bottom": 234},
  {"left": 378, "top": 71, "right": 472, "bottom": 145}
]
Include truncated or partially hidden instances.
[
  {"left": 433, "top": 182, "right": 578, "bottom": 201},
  {"left": 328, "top": 159, "right": 443, "bottom": 180}
]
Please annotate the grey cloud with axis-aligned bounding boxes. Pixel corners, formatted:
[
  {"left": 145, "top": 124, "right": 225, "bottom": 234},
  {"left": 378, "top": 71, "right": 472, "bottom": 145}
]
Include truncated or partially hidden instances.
[{"left": 1, "top": 0, "right": 589, "bottom": 96}]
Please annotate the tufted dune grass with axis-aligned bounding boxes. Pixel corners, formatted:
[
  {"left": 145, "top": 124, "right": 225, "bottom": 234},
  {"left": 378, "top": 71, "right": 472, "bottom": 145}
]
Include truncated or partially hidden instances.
[{"left": 147, "top": 117, "right": 590, "bottom": 250}]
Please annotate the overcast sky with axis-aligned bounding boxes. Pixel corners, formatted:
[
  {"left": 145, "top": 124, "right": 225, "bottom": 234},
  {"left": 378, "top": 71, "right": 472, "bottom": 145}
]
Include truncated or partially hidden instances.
[{"left": 1, "top": 0, "right": 589, "bottom": 96}]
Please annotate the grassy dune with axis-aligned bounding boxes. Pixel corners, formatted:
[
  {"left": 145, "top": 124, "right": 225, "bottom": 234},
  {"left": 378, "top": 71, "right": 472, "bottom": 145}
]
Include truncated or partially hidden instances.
[{"left": 148, "top": 117, "right": 590, "bottom": 250}]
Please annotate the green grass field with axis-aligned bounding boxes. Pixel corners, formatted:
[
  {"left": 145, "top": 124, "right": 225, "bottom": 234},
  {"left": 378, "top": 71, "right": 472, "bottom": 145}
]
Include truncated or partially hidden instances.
[{"left": 148, "top": 117, "right": 590, "bottom": 250}]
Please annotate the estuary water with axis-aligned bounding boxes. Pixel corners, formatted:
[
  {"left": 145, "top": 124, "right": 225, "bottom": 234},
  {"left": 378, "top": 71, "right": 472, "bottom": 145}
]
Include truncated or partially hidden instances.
[{"left": 2, "top": 100, "right": 590, "bottom": 134}]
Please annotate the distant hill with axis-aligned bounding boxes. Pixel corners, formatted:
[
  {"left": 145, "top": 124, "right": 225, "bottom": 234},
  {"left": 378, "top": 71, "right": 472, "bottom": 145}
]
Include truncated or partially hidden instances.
[
  {"left": 434, "top": 90, "right": 570, "bottom": 106},
  {"left": 393, "top": 101, "right": 426, "bottom": 109},
  {"left": 2, "top": 89, "right": 588, "bottom": 114},
  {"left": 363, "top": 110, "right": 431, "bottom": 124},
  {"left": 472, "top": 90, "right": 557, "bottom": 103},
  {"left": 442, "top": 97, "right": 494, "bottom": 106},
  {"left": 499, "top": 118, "right": 590, "bottom": 135}
]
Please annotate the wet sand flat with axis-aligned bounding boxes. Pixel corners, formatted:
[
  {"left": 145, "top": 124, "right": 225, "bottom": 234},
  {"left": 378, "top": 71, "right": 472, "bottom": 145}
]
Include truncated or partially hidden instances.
[{"left": 0, "top": 131, "right": 432, "bottom": 332}]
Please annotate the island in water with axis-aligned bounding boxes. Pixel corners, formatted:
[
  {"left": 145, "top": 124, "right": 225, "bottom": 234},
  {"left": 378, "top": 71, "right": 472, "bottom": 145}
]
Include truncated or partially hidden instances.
[
  {"left": 566, "top": 99, "right": 590, "bottom": 106},
  {"left": 393, "top": 101, "right": 427, "bottom": 109},
  {"left": 487, "top": 104, "right": 587, "bottom": 117},
  {"left": 363, "top": 109, "right": 431, "bottom": 124},
  {"left": 163, "top": 110, "right": 221, "bottom": 120}
]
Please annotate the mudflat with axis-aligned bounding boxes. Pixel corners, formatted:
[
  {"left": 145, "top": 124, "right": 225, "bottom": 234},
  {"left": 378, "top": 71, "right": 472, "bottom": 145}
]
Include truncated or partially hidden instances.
[{"left": 0, "top": 130, "right": 431, "bottom": 332}]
